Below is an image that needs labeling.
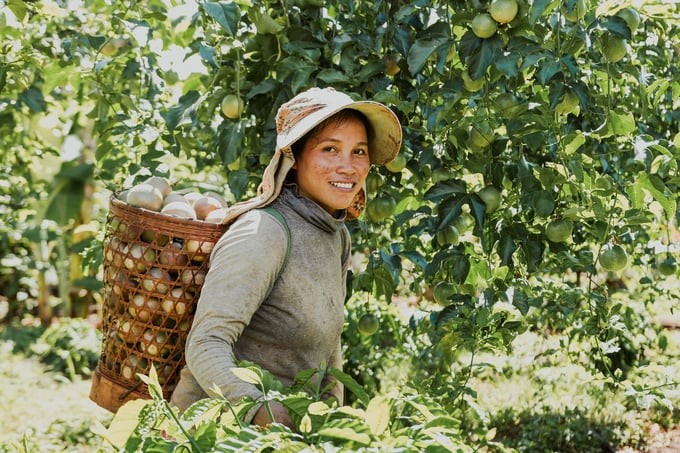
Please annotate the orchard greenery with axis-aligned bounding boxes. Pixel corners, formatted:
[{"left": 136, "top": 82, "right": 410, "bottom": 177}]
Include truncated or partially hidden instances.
[
  {"left": 1, "top": 0, "right": 679, "bottom": 449},
  {"left": 93, "top": 363, "right": 483, "bottom": 452}
]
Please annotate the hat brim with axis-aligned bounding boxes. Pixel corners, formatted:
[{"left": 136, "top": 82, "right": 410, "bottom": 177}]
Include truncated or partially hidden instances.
[{"left": 276, "top": 100, "right": 402, "bottom": 166}]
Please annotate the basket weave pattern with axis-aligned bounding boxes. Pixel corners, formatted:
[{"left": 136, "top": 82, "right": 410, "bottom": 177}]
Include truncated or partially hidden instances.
[{"left": 91, "top": 195, "right": 227, "bottom": 412}]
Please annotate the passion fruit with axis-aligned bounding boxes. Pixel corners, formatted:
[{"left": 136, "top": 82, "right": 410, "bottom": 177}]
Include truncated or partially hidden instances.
[
  {"left": 436, "top": 224, "right": 460, "bottom": 246},
  {"left": 545, "top": 219, "right": 573, "bottom": 243},
  {"left": 477, "top": 186, "right": 502, "bottom": 213},
  {"left": 357, "top": 313, "right": 379, "bottom": 336},
  {"left": 599, "top": 244, "right": 628, "bottom": 272},
  {"left": 600, "top": 35, "right": 627, "bottom": 63},
  {"left": 471, "top": 13, "right": 497, "bottom": 39},
  {"left": 657, "top": 256, "right": 677, "bottom": 276},
  {"left": 221, "top": 94, "right": 244, "bottom": 119},
  {"left": 385, "top": 155, "right": 407, "bottom": 173},
  {"left": 489, "top": 0, "right": 519, "bottom": 24}
]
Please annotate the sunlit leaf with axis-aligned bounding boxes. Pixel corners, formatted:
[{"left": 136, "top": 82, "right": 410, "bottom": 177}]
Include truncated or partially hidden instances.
[
  {"left": 307, "top": 401, "right": 330, "bottom": 415},
  {"left": 365, "top": 395, "right": 390, "bottom": 436},
  {"left": 231, "top": 367, "right": 263, "bottom": 385},
  {"left": 137, "top": 364, "right": 163, "bottom": 400},
  {"left": 92, "top": 399, "right": 150, "bottom": 448},
  {"left": 299, "top": 414, "right": 312, "bottom": 434},
  {"left": 317, "top": 427, "right": 371, "bottom": 446}
]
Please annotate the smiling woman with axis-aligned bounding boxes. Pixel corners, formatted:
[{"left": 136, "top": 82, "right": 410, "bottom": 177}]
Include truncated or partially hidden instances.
[
  {"left": 169, "top": 87, "right": 402, "bottom": 428},
  {"left": 292, "top": 110, "right": 371, "bottom": 215}
]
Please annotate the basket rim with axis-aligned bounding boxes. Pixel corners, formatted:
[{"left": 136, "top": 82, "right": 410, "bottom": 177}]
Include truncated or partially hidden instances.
[{"left": 109, "top": 192, "right": 228, "bottom": 241}]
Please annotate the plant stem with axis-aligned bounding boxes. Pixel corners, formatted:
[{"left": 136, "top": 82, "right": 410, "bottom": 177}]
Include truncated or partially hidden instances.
[{"left": 162, "top": 401, "right": 205, "bottom": 452}]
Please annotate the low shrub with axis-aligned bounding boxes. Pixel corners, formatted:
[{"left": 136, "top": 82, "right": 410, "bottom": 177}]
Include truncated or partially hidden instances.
[{"left": 29, "top": 317, "right": 101, "bottom": 380}]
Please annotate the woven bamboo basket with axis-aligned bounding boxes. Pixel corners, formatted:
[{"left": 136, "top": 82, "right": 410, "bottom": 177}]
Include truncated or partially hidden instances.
[{"left": 90, "top": 194, "right": 227, "bottom": 413}]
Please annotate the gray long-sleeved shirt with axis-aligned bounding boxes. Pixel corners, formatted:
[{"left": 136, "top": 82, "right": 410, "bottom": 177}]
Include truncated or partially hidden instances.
[{"left": 170, "top": 186, "right": 350, "bottom": 417}]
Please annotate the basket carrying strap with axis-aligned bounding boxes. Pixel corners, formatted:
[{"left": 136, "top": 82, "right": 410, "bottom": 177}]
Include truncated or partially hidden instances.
[{"left": 260, "top": 207, "right": 291, "bottom": 279}]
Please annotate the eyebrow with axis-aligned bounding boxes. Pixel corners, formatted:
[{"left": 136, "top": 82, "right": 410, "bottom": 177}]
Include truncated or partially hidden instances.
[{"left": 316, "top": 137, "right": 369, "bottom": 147}]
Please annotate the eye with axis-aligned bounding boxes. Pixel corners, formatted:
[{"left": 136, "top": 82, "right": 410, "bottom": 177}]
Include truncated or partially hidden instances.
[
  {"left": 354, "top": 148, "right": 368, "bottom": 156},
  {"left": 322, "top": 145, "right": 337, "bottom": 153}
]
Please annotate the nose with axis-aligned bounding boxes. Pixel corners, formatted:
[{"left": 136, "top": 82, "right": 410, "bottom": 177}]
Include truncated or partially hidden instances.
[{"left": 336, "top": 151, "right": 356, "bottom": 175}]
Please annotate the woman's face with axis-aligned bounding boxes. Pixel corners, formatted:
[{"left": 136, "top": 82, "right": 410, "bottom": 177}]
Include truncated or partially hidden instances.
[{"left": 294, "top": 115, "right": 371, "bottom": 215}]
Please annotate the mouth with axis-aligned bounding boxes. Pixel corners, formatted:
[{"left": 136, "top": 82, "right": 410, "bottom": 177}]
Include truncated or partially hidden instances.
[{"left": 329, "top": 181, "right": 356, "bottom": 190}]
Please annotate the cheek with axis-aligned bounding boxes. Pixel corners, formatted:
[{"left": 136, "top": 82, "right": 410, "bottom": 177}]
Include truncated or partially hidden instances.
[{"left": 357, "top": 162, "right": 371, "bottom": 180}]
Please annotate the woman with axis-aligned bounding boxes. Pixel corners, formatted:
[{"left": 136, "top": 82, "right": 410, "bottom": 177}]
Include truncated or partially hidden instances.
[{"left": 170, "top": 87, "right": 402, "bottom": 427}]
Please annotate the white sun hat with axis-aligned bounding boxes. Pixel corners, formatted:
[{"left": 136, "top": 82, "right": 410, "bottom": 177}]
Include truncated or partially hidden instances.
[{"left": 220, "top": 87, "right": 402, "bottom": 224}]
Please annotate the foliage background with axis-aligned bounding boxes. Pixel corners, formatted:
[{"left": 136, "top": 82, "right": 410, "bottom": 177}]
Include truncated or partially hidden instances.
[{"left": 1, "top": 0, "right": 679, "bottom": 450}]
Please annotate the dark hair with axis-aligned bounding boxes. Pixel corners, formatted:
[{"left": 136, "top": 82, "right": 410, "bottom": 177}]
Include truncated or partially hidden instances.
[{"left": 291, "top": 109, "right": 372, "bottom": 160}]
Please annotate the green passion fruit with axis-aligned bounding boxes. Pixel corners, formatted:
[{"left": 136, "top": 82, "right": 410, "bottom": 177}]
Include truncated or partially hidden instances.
[
  {"left": 545, "top": 219, "right": 573, "bottom": 243},
  {"left": 357, "top": 313, "right": 379, "bottom": 336},
  {"left": 599, "top": 244, "right": 628, "bottom": 272}
]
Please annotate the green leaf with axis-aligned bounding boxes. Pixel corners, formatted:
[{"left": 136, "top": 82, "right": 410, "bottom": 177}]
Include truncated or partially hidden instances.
[
  {"left": 631, "top": 172, "right": 676, "bottom": 220},
  {"left": 181, "top": 398, "right": 226, "bottom": 426},
  {"left": 424, "top": 415, "right": 461, "bottom": 429},
  {"left": 529, "top": 0, "right": 552, "bottom": 23},
  {"left": 72, "top": 277, "right": 103, "bottom": 291},
  {"left": 8, "top": 0, "right": 28, "bottom": 21},
  {"left": 44, "top": 178, "right": 86, "bottom": 224},
  {"left": 86, "top": 35, "right": 106, "bottom": 50},
  {"left": 329, "top": 368, "right": 369, "bottom": 405},
  {"left": 372, "top": 265, "right": 395, "bottom": 301},
  {"left": 227, "top": 168, "right": 249, "bottom": 200},
  {"left": 276, "top": 57, "right": 315, "bottom": 93},
  {"left": 499, "top": 234, "right": 517, "bottom": 266},
  {"left": 608, "top": 109, "right": 636, "bottom": 136},
  {"left": 495, "top": 52, "right": 521, "bottom": 77},
  {"left": 317, "top": 69, "right": 350, "bottom": 84},
  {"left": 470, "top": 37, "right": 502, "bottom": 80},
  {"left": 536, "top": 59, "right": 561, "bottom": 85},
  {"left": 218, "top": 121, "right": 245, "bottom": 167},
  {"left": 355, "top": 60, "right": 385, "bottom": 84},
  {"left": 563, "top": 131, "right": 586, "bottom": 155},
  {"left": 162, "top": 90, "right": 201, "bottom": 130},
  {"left": 57, "top": 162, "right": 94, "bottom": 181},
  {"left": 424, "top": 180, "right": 466, "bottom": 202},
  {"left": 292, "top": 368, "right": 318, "bottom": 390},
  {"left": 203, "top": 2, "right": 240, "bottom": 36},
  {"left": 199, "top": 44, "right": 218, "bottom": 68},
  {"left": 194, "top": 421, "right": 218, "bottom": 451},
  {"left": 407, "top": 37, "right": 448, "bottom": 75},
  {"left": 520, "top": 236, "right": 544, "bottom": 272},
  {"left": 18, "top": 86, "right": 47, "bottom": 113},
  {"left": 600, "top": 15, "right": 632, "bottom": 39},
  {"left": 400, "top": 250, "right": 427, "bottom": 271},
  {"left": 139, "top": 436, "right": 178, "bottom": 452}
]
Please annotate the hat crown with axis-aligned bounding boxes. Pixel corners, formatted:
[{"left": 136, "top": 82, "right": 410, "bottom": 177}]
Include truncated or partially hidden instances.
[{"left": 275, "top": 88, "right": 353, "bottom": 137}]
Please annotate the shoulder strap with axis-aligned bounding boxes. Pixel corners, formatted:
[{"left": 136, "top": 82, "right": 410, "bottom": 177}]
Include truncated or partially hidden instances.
[{"left": 261, "top": 207, "right": 291, "bottom": 279}]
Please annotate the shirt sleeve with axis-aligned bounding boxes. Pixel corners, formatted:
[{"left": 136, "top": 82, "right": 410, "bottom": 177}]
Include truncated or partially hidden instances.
[{"left": 183, "top": 210, "right": 288, "bottom": 412}]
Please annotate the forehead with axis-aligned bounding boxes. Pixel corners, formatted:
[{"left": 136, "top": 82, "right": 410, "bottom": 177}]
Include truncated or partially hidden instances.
[{"left": 309, "top": 113, "right": 368, "bottom": 139}]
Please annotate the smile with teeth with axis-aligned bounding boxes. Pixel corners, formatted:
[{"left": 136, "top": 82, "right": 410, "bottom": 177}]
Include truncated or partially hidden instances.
[{"left": 330, "top": 181, "right": 355, "bottom": 189}]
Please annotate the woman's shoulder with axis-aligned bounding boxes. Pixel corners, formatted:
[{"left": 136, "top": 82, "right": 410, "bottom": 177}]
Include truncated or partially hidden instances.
[
  {"left": 209, "top": 208, "right": 290, "bottom": 264},
  {"left": 224, "top": 208, "right": 289, "bottom": 239}
]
